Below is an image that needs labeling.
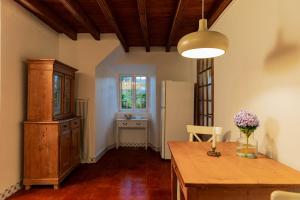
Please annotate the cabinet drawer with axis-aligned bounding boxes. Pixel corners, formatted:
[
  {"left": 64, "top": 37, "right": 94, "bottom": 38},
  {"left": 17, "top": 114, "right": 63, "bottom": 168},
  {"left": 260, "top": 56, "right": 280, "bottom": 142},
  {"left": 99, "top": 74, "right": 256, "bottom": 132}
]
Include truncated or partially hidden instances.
[
  {"left": 71, "top": 118, "right": 80, "bottom": 128},
  {"left": 117, "top": 120, "right": 128, "bottom": 127},
  {"left": 117, "top": 120, "right": 147, "bottom": 128},
  {"left": 135, "top": 121, "right": 147, "bottom": 127},
  {"left": 60, "top": 122, "right": 70, "bottom": 132}
]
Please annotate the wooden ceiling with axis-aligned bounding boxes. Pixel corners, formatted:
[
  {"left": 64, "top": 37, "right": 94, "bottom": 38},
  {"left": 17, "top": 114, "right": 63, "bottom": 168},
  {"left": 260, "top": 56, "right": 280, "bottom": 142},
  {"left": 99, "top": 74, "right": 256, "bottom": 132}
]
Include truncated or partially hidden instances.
[{"left": 15, "top": 0, "right": 232, "bottom": 52}]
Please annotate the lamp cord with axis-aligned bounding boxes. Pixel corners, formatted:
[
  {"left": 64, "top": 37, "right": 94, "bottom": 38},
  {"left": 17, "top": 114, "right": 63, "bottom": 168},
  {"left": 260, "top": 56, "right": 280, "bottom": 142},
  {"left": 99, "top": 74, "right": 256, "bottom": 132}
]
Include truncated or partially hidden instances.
[{"left": 202, "top": 0, "right": 204, "bottom": 19}]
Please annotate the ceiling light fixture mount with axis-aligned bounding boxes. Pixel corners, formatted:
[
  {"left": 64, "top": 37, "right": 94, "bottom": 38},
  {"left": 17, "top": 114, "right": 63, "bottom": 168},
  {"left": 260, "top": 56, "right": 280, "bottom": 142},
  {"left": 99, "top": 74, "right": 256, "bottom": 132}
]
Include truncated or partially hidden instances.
[{"left": 177, "top": 0, "right": 229, "bottom": 59}]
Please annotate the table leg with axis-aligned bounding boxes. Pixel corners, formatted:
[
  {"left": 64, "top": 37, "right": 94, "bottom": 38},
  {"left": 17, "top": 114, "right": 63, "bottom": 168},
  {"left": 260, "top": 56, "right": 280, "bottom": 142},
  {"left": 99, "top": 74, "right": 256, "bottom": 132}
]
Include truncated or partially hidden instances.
[
  {"left": 171, "top": 161, "right": 177, "bottom": 200},
  {"left": 145, "top": 126, "right": 148, "bottom": 150}
]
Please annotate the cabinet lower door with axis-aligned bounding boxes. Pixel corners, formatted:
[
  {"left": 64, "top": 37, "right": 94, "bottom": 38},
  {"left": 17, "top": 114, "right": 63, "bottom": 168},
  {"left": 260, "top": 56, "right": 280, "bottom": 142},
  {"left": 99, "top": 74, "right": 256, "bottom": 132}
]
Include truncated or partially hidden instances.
[
  {"left": 71, "top": 127, "right": 80, "bottom": 165},
  {"left": 60, "top": 129, "right": 71, "bottom": 175}
]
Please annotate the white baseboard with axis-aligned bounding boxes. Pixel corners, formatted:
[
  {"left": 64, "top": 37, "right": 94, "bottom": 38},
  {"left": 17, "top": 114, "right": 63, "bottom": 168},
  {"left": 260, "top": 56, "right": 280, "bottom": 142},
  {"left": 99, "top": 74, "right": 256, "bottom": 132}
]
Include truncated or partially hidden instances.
[
  {"left": 148, "top": 143, "right": 160, "bottom": 152},
  {"left": 87, "top": 147, "right": 107, "bottom": 163},
  {"left": 117, "top": 142, "right": 160, "bottom": 151},
  {"left": 94, "top": 147, "right": 108, "bottom": 163},
  {"left": 0, "top": 182, "right": 22, "bottom": 200},
  {"left": 119, "top": 142, "right": 147, "bottom": 148}
]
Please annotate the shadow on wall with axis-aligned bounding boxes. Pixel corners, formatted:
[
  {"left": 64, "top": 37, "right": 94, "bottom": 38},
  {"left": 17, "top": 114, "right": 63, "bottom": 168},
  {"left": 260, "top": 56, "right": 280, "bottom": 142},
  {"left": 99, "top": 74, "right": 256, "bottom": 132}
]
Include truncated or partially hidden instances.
[
  {"left": 21, "top": 61, "right": 28, "bottom": 178},
  {"left": 261, "top": 118, "right": 279, "bottom": 159},
  {"left": 264, "top": 29, "right": 300, "bottom": 73},
  {"left": 222, "top": 130, "right": 232, "bottom": 142},
  {"left": 74, "top": 72, "right": 93, "bottom": 98}
]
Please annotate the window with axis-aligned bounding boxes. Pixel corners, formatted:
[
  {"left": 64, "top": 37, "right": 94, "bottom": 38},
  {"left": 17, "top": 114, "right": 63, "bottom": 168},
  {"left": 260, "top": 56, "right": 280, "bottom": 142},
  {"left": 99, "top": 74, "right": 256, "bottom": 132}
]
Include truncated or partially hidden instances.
[
  {"left": 193, "top": 58, "right": 214, "bottom": 141},
  {"left": 119, "top": 74, "right": 147, "bottom": 111}
]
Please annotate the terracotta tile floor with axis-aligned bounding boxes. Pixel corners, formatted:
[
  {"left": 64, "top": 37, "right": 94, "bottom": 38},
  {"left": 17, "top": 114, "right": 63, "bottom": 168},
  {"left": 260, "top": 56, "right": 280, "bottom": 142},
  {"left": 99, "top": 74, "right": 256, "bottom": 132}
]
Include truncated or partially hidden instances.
[{"left": 9, "top": 148, "right": 171, "bottom": 200}]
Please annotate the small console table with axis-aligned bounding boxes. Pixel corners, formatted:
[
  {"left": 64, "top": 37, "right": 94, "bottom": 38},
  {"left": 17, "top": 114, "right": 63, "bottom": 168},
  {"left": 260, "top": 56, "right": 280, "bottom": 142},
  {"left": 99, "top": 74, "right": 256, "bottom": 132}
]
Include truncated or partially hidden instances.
[{"left": 115, "top": 119, "right": 149, "bottom": 150}]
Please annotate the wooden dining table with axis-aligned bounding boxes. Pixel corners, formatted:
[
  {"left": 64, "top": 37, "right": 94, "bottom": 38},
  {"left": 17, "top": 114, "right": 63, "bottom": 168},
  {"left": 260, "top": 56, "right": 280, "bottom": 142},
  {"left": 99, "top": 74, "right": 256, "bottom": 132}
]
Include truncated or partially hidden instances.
[{"left": 168, "top": 142, "right": 300, "bottom": 200}]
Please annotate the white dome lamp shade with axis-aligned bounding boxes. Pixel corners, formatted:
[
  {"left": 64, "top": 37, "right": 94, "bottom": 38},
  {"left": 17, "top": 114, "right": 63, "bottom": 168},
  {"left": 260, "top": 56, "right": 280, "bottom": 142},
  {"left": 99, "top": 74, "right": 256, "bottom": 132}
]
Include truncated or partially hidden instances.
[{"left": 177, "top": 0, "right": 229, "bottom": 59}]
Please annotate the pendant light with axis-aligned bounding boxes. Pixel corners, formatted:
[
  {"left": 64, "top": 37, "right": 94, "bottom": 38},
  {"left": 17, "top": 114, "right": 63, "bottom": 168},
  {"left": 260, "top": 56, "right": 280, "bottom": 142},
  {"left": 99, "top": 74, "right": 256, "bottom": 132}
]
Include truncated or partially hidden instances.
[{"left": 177, "top": 0, "right": 229, "bottom": 59}]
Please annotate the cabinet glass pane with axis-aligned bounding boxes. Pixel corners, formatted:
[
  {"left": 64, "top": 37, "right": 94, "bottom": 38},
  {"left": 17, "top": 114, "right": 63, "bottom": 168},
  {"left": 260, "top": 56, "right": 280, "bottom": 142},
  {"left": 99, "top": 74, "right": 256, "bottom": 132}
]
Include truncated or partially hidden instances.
[
  {"left": 53, "top": 74, "right": 62, "bottom": 116},
  {"left": 64, "top": 77, "right": 71, "bottom": 113}
]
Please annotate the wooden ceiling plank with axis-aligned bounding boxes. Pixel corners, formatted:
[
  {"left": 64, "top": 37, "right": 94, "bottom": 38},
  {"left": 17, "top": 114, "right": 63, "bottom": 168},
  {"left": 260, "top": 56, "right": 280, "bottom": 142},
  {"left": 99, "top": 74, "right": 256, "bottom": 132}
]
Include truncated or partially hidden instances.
[
  {"left": 166, "top": 0, "right": 188, "bottom": 52},
  {"left": 95, "top": 0, "right": 129, "bottom": 52},
  {"left": 207, "top": 0, "right": 232, "bottom": 28},
  {"left": 15, "top": 0, "right": 77, "bottom": 40},
  {"left": 59, "top": 0, "right": 100, "bottom": 40},
  {"left": 137, "top": 0, "right": 150, "bottom": 52}
]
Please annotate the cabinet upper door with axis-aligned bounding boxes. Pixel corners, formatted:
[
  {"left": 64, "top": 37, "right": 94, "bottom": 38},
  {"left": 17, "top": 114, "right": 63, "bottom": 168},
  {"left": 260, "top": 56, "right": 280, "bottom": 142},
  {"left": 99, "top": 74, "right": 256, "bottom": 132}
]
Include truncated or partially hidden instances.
[
  {"left": 53, "top": 73, "right": 63, "bottom": 119},
  {"left": 63, "top": 75, "right": 74, "bottom": 117}
]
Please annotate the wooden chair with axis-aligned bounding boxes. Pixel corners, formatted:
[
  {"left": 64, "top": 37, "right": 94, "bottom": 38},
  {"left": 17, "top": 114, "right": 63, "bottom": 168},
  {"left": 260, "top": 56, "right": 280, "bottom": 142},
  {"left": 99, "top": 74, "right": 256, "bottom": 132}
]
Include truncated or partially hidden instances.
[
  {"left": 186, "top": 125, "right": 223, "bottom": 142},
  {"left": 176, "top": 125, "right": 223, "bottom": 200},
  {"left": 271, "top": 191, "right": 300, "bottom": 200}
]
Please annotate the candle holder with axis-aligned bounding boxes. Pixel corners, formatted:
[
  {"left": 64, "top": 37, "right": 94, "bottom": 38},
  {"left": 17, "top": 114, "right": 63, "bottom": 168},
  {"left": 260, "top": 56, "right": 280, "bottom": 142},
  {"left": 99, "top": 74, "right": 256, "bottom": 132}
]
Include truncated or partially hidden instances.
[{"left": 207, "top": 147, "right": 221, "bottom": 157}]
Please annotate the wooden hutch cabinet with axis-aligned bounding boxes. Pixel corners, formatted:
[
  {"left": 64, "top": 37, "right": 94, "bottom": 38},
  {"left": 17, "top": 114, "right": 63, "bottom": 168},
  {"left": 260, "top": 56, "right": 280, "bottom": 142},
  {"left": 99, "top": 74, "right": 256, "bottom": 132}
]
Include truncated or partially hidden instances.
[{"left": 23, "top": 59, "right": 80, "bottom": 190}]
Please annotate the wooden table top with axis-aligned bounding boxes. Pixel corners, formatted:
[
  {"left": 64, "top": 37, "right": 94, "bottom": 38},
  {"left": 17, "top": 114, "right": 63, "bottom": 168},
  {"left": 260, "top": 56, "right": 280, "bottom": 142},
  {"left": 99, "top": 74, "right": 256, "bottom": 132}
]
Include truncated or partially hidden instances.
[{"left": 168, "top": 142, "right": 300, "bottom": 187}]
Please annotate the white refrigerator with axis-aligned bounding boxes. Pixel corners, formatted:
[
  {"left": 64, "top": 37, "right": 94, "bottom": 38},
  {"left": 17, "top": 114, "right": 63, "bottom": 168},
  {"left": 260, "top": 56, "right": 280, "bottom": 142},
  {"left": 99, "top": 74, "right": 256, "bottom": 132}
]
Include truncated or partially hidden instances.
[{"left": 161, "top": 80, "right": 194, "bottom": 159}]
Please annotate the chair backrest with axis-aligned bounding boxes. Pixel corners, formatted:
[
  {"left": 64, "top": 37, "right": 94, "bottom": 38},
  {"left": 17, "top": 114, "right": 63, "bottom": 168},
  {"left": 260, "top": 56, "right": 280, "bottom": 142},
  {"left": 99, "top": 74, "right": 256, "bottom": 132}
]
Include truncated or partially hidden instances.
[
  {"left": 271, "top": 191, "right": 300, "bottom": 200},
  {"left": 186, "top": 125, "right": 223, "bottom": 142}
]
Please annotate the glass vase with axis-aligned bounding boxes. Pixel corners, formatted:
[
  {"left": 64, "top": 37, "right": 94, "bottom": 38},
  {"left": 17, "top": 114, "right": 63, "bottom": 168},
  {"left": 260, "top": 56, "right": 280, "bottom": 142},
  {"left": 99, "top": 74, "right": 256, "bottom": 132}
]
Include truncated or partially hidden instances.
[{"left": 236, "top": 132, "right": 258, "bottom": 159}]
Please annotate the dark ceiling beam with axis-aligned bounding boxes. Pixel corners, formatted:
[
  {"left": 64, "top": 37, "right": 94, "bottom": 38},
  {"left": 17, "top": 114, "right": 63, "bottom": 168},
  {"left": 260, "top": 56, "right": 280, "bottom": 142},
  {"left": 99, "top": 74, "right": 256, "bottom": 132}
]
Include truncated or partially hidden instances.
[
  {"left": 15, "top": 0, "right": 77, "bottom": 40},
  {"left": 166, "top": 0, "right": 189, "bottom": 52},
  {"left": 137, "top": 0, "right": 150, "bottom": 52},
  {"left": 59, "top": 0, "right": 100, "bottom": 40},
  {"left": 95, "top": 0, "right": 129, "bottom": 52},
  {"left": 207, "top": 0, "right": 232, "bottom": 28}
]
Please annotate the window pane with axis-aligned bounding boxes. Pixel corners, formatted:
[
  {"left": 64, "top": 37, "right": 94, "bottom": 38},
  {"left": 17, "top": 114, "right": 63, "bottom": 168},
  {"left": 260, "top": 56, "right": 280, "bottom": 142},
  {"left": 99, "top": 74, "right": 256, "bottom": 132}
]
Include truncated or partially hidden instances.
[
  {"left": 207, "top": 70, "right": 211, "bottom": 84},
  {"left": 120, "top": 75, "right": 133, "bottom": 109},
  {"left": 208, "top": 85, "right": 212, "bottom": 100},
  {"left": 208, "top": 102, "right": 212, "bottom": 114},
  {"left": 135, "top": 76, "right": 147, "bottom": 109}
]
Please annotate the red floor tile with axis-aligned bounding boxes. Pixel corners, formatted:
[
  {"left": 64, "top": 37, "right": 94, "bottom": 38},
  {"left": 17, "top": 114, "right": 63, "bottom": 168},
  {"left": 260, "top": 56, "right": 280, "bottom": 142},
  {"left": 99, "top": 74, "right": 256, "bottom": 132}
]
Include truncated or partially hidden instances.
[{"left": 9, "top": 148, "right": 171, "bottom": 200}]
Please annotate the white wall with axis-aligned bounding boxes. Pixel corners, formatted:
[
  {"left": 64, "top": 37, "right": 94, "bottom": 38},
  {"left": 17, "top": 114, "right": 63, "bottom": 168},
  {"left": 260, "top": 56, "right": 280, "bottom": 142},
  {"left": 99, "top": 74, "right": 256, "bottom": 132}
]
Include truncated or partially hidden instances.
[
  {"left": 59, "top": 35, "right": 196, "bottom": 159},
  {"left": 95, "top": 46, "right": 196, "bottom": 156},
  {"left": 96, "top": 54, "right": 157, "bottom": 152},
  {"left": 113, "top": 48, "right": 196, "bottom": 149},
  {"left": 212, "top": 0, "right": 300, "bottom": 170},
  {"left": 0, "top": 0, "right": 2, "bottom": 153},
  {"left": 95, "top": 66, "right": 118, "bottom": 155},
  {"left": 58, "top": 34, "right": 121, "bottom": 161},
  {"left": 0, "top": 0, "right": 59, "bottom": 194}
]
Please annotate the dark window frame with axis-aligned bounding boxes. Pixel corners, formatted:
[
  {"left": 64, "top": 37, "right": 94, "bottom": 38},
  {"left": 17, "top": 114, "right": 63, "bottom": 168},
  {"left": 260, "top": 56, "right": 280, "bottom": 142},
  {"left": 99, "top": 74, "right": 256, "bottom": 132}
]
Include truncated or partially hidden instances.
[{"left": 194, "top": 58, "right": 214, "bottom": 127}]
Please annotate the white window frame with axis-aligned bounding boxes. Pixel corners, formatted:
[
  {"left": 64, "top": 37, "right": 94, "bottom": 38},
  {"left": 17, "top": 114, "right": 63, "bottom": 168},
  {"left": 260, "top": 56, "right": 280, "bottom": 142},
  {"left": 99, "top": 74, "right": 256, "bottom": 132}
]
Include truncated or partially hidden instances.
[{"left": 118, "top": 74, "right": 149, "bottom": 112}]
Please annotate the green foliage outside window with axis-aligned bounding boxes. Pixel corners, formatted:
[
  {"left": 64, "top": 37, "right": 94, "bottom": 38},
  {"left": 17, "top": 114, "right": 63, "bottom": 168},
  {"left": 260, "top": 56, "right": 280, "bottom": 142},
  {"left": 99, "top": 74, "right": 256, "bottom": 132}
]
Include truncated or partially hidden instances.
[{"left": 120, "top": 75, "right": 147, "bottom": 110}]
